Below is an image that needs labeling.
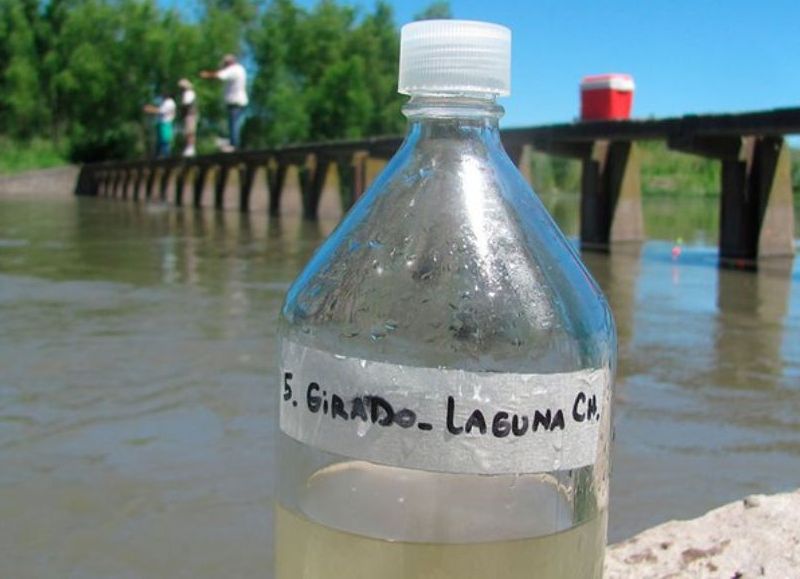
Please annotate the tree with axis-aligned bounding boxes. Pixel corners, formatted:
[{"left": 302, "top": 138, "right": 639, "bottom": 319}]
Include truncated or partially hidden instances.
[
  {"left": 0, "top": 1, "right": 45, "bottom": 137},
  {"left": 0, "top": 0, "right": 457, "bottom": 163},
  {"left": 39, "top": 0, "right": 69, "bottom": 142},
  {"left": 414, "top": 0, "right": 452, "bottom": 20},
  {"left": 350, "top": 1, "right": 404, "bottom": 136},
  {"left": 248, "top": 0, "right": 407, "bottom": 146},
  {"left": 246, "top": 0, "right": 310, "bottom": 146},
  {"left": 308, "top": 55, "right": 373, "bottom": 140}
]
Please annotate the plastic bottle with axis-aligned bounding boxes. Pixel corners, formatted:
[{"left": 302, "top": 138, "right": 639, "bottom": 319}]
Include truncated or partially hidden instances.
[{"left": 275, "top": 19, "right": 615, "bottom": 579}]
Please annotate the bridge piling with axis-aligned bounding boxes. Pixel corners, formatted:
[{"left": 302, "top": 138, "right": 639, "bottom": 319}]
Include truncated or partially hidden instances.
[
  {"left": 335, "top": 151, "right": 368, "bottom": 210},
  {"left": 193, "top": 165, "right": 209, "bottom": 208},
  {"left": 145, "top": 167, "right": 157, "bottom": 200},
  {"left": 298, "top": 153, "right": 330, "bottom": 220},
  {"left": 121, "top": 168, "right": 131, "bottom": 200},
  {"left": 111, "top": 170, "right": 123, "bottom": 198},
  {"left": 132, "top": 167, "right": 143, "bottom": 201},
  {"left": 751, "top": 137, "right": 795, "bottom": 260},
  {"left": 669, "top": 134, "right": 795, "bottom": 265},
  {"left": 91, "top": 170, "right": 100, "bottom": 196},
  {"left": 603, "top": 141, "right": 644, "bottom": 245},
  {"left": 174, "top": 164, "right": 189, "bottom": 206},
  {"left": 267, "top": 159, "right": 288, "bottom": 217},
  {"left": 353, "top": 151, "right": 369, "bottom": 201},
  {"left": 75, "top": 167, "right": 98, "bottom": 197},
  {"left": 214, "top": 165, "right": 230, "bottom": 210},
  {"left": 96, "top": 171, "right": 106, "bottom": 196},
  {"left": 239, "top": 163, "right": 257, "bottom": 213},
  {"left": 505, "top": 142, "right": 533, "bottom": 184},
  {"left": 720, "top": 137, "right": 795, "bottom": 263},
  {"left": 533, "top": 139, "right": 644, "bottom": 250},
  {"left": 159, "top": 165, "right": 173, "bottom": 202}
]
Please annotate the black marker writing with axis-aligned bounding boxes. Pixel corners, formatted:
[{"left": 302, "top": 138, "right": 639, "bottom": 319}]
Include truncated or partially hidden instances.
[{"left": 285, "top": 372, "right": 601, "bottom": 439}]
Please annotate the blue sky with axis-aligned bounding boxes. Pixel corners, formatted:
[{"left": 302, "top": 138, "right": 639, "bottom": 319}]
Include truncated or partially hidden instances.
[{"left": 301, "top": 0, "right": 799, "bottom": 128}]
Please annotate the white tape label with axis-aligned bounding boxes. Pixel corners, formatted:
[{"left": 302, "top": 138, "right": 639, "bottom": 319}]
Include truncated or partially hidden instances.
[{"left": 279, "top": 340, "right": 610, "bottom": 475}]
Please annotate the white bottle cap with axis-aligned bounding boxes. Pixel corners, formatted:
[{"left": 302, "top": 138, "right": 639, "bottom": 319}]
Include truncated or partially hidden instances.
[{"left": 399, "top": 20, "right": 511, "bottom": 97}]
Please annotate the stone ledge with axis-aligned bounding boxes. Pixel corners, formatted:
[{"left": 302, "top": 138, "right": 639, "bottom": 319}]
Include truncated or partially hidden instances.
[{"left": 606, "top": 488, "right": 800, "bottom": 578}]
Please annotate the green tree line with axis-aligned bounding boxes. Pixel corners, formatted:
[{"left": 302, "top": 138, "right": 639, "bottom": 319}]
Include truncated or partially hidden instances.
[{"left": 0, "top": 0, "right": 450, "bottom": 163}]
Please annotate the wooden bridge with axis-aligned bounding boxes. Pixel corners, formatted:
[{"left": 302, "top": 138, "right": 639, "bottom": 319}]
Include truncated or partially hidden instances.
[{"left": 75, "top": 107, "right": 800, "bottom": 266}]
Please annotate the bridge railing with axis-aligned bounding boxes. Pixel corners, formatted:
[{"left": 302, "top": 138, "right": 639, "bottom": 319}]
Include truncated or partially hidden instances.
[{"left": 76, "top": 107, "right": 800, "bottom": 266}]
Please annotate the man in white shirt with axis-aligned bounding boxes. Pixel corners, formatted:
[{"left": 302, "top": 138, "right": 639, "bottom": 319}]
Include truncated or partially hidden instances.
[
  {"left": 200, "top": 54, "right": 248, "bottom": 151},
  {"left": 143, "top": 92, "right": 176, "bottom": 158}
]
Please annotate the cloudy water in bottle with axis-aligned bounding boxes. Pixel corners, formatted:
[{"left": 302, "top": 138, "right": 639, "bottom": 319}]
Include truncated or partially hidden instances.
[{"left": 275, "top": 19, "right": 615, "bottom": 579}]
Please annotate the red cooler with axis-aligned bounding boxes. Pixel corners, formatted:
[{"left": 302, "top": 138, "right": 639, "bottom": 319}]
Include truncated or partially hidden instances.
[{"left": 580, "top": 74, "right": 635, "bottom": 120}]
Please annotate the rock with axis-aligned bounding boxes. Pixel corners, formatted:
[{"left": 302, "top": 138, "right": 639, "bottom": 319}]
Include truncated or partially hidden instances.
[
  {"left": 605, "top": 488, "right": 800, "bottom": 578},
  {"left": 743, "top": 495, "right": 762, "bottom": 509}
]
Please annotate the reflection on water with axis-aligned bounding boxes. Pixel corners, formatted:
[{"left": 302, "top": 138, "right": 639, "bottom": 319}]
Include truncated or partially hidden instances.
[
  {"left": 583, "top": 243, "right": 799, "bottom": 539},
  {"left": 541, "top": 191, "right": 800, "bottom": 245},
  {"left": 0, "top": 193, "right": 798, "bottom": 576}
]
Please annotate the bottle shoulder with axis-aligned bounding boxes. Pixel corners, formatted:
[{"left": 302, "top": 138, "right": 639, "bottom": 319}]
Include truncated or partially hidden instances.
[{"left": 282, "top": 139, "right": 615, "bottom": 373}]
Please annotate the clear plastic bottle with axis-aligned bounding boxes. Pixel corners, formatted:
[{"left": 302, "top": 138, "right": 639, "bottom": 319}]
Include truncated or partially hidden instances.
[{"left": 276, "top": 20, "right": 615, "bottom": 579}]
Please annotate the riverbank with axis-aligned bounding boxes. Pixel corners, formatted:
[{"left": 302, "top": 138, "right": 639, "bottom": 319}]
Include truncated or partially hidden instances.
[
  {"left": 0, "top": 136, "right": 68, "bottom": 175},
  {"left": 0, "top": 165, "right": 78, "bottom": 197},
  {"left": 605, "top": 487, "right": 800, "bottom": 578}
]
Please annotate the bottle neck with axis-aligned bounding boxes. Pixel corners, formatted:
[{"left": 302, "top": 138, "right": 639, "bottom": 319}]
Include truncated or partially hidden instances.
[{"left": 402, "top": 94, "right": 504, "bottom": 140}]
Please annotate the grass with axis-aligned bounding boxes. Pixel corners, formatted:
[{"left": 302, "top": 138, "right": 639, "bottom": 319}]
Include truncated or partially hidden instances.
[
  {"left": 0, "top": 137, "right": 69, "bottom": 175},
  {"left": 639, "top": 140, "right": 719, "bottom": 196}
]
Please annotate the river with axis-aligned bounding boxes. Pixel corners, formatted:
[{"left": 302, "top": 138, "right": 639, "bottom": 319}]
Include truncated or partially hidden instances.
[{"left": 0, "top": 189, "right": 798, "bottom": 577}]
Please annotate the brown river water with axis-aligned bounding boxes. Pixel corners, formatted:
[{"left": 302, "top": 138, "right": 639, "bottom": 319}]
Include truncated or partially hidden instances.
[{"left": 0, "top": 190, "right": 798, "bottom": 577}]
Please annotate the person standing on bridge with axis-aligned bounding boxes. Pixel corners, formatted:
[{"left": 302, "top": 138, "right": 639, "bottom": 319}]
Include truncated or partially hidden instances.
[
  {"left": 178, "top": 79, "right": 198, "bottom": 157},
  {"left": 143, "top": 91, "right": 176, "bottom": 159},
  {"left": 200, "top": 54, "right": 248, "bottom": 152}
]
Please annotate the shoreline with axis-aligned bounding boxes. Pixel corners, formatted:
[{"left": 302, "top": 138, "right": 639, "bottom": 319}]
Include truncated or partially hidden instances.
[{"left": 0, "top": 165, "right": 79, "bottom": 197}]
